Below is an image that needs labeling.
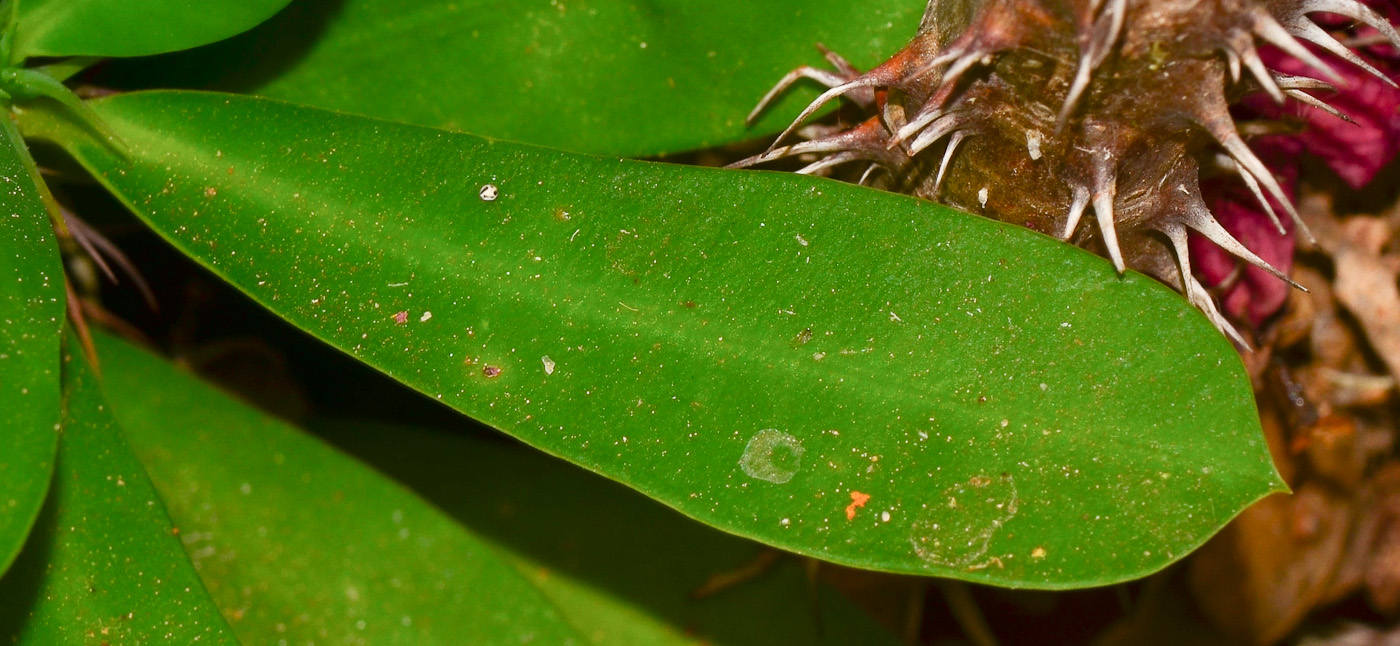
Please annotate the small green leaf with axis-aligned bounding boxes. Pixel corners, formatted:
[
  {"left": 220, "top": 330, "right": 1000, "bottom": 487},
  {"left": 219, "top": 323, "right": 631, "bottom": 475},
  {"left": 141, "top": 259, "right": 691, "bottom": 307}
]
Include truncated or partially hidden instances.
[
  {"left": 95, "top": 329, "right": 899, "bottom": 645},
  {"left": 37, "top": 91, "right": 1284, "bottom": 588},
  {"left": 94, "top": 332, "right": 587, "bottom": 645},
  {"left": 14, "top": 0, "right": 293, "bottom": 60},
  {"left": 0, "top": 118, "right": 60, "bottom": 578},
  {"left": 98, "top": 0, "right": 925, "bottom": 156},
  {"left": 0, "top": 338, "right": 237, "bottom": 644}
]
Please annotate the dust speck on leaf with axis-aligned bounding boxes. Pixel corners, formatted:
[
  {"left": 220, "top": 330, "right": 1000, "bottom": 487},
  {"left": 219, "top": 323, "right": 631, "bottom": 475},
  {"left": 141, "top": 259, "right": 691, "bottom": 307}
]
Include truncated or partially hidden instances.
[
  {"left": 419, "top": 311, "right": 432, "bottom": 322},
  {"left": 739, "top": 429, "right": 804, "bottom": 484},
  {"left": 483, "top": 365, "right": 502, "bottom": 378},
  {"left": 203, "top": 187, "right": 217, "bottom": 197},
  {"left": 792, "top": 328, "right": 813, "bottom": 347},
  {"left": 541, "top": 355, "right": 556, "bottom": 375}
]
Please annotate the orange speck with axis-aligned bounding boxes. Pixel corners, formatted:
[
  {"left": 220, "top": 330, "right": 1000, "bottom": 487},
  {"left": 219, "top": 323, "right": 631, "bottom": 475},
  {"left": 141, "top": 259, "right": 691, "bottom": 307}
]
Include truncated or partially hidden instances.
[
  {"left": 393, "top": 311, "right": 409, "bottom": 324},
  {"left": 845, "top": 491, "right": 871, "bottom": 520}
]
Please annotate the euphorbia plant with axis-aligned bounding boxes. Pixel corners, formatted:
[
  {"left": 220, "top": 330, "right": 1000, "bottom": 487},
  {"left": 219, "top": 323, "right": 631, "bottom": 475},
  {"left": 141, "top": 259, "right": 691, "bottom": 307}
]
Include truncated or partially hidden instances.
[{"left": 0, "top": 0, "right": 1318, "bottom": 642}]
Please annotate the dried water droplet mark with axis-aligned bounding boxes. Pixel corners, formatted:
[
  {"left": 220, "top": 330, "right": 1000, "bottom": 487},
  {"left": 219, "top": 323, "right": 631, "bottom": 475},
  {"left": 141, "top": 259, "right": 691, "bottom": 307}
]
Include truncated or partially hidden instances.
[
  {"left": 739, "top": 430, "right": 805, "bottom": 484},
  {"left": 479, "top": 184, "right": 499, "bottom": 201},
  {"left": 910, "top": 474, "right": 1018, "bottom": 569}
]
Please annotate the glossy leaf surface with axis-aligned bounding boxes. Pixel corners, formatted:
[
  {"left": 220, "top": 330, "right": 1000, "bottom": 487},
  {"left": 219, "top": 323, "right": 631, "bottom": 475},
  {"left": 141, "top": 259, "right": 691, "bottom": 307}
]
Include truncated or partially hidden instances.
[
  {"left": 15, "top": 0, "right": 292, "bottom": 59},
  {"left": 0, "top": 340, "right": 235, "bottom": 644},
  {"left": 95, "top": 330, "right": 899, "bottom": 646},
  {"left": 99, "top": 0, "right": 925, "bottom": 156},
  {"left": 327, "top": 421, "right": 905, "bottom": 646},
  {"left": 41, "top": 91, "right": 1284, "bottom": 588},
  {"left": 95, "top": 333, "right": 586, "bottom": 645},
  {"left": 0, "top": 122, "right": 61, "bottom": 577}
]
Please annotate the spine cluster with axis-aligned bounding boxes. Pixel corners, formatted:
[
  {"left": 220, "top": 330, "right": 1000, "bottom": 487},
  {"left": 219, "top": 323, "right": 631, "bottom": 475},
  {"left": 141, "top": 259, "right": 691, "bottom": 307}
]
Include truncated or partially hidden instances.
[{"left": 737, "top": 0, "right": 1400, "bottom": 345}]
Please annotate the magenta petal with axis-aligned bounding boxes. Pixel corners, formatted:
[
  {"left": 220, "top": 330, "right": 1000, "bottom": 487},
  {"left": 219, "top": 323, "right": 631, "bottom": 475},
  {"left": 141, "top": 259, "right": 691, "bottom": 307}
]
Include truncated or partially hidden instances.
[{"left": 1266, "top": 58, "right": 1400, "bottom": 188}]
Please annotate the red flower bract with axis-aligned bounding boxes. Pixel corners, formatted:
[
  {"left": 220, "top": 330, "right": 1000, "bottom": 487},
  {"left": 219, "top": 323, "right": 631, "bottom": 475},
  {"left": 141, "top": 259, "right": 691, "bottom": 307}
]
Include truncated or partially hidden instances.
[{"left": 1192, "top": 0, "right": 1400, "bottom": 326}]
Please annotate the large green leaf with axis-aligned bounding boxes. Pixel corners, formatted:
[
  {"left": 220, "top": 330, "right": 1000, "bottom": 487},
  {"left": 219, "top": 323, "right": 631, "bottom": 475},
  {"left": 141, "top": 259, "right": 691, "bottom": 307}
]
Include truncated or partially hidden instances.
[
  {"left": 325, "top": 421, "right": 904, "bottom": 646},
  {"left": 14, "top": 0, "right": 293, "bottom": 60},
  {"left": 94, "top": 330, "right": 899, "bottom": 646},
  {"left": 0, "top": 338, "right": 236, "bottom": 644},
  {"left": 0, "top": 118, "right": 60, "bottom": 578},
  {"left": 98, "top": 0, "right": 925, "bottom": 156},
  {"left": 32, "top": 90, "right": 1284, "bottom": 589}
]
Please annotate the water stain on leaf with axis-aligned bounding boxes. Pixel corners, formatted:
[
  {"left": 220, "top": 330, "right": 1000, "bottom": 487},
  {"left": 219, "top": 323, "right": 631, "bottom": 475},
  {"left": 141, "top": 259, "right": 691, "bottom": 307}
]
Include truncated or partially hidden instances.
[
  {"left": 739, "top": 429, "right": 804, "bottom": 484},
  {"left": 910, "top": 474, "right": 1019, "bottom": 569}
]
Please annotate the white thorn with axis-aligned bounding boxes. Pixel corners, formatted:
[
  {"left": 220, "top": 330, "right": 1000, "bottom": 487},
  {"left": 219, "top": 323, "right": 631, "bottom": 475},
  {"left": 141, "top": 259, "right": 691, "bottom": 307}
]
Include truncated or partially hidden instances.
[
  {"left": 939, "top": 51, "right": 984, "bottom": 91},
  {"left": 797, "top": 152, "right": 861, "bottom": 175},
  {"left": 1163, "top": 223, "right": 1253, "bottom": 349},
  {"left": 1059, "top": 55, "right": 1096, "bottom": 126},
  {"left": 747, "top": 66, "right": 854, "bottom": 125},
  {"left": 1062, "top": 185, "right": 1090, "bottom": 240},
  {"left": 1092, "top": 191, "right": 1125, "bottom": 273},
  {"left": 1182, "top": 200, "right": 1306, "bottom": 291},
  {"left": 769, "top": 78, "right": 881, "bottom": 151},
  {"left": 1284, "top": 88, "right": 1355, "bottom": 122},
  {"left": 1254, "top": 11, "right": 1343, "bottom": 83},
  {"left": 1162, "top": 223, "right": 1196, "bottom": 293},
  {"left": 820, "top": 45, "right": 861, "bottom": 77},
  {"left": 1302, "top": 0, "right": 1400, "bottom": 53},
  {"left": 1058, "top": 0, "right": 1127, "bottom": 127},
  {"left": 907, "top": 113, "right": 964, "bottom": 157},
  {"left": 1226, "top": 47, "right": 1242, "bottom": 83},
  {"left": 858, "top": 163, "right": 883, "bottom": 186},
  {"left": 894, "top": 103, "right": 946, "bottom": 146},
  {"left": 1219, "top": 154, "right": 1286, "bottom": 234},
  {"left": 934, "top": 131, "right": 970, "bottom": 194},
  {"left": 909, "top": 48, "right": 965, "bottom": 85},
  {"left": 731, "top": 135, "right": 856, "bottom": 168},
  {"left": 1215, "top": 132, "right": 1314, "bottom": 243},
  {"left": 1274, "top": 74, "right": 1337, "bottom": 92},
  {"left": 1239, "top": 43, "right": 1287, "bottom": 103},
  {"left": 1287, "top": 18, "right": 1397, "bottom": 88}
]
